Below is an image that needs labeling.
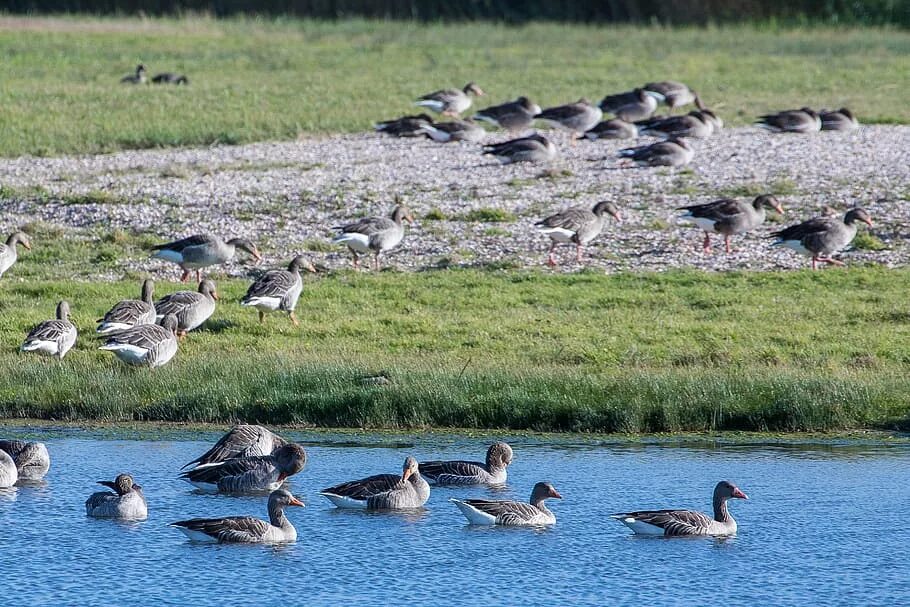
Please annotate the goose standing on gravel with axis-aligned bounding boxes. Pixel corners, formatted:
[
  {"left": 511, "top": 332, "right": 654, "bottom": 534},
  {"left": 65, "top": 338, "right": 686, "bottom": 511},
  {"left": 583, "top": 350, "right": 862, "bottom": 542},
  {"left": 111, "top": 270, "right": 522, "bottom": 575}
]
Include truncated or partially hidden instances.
[
  {"left": 420, "top": 118, "right": 486, "bottom": 143},
  {"left": 755, "top": 108, "right": 821, "bottom": 133},
  {"left": 820, "top": 108, "right": 859, "bottom": 131},
  {"left": 0, "top": 449, "right": 19, "bottom": 488},
  {"left": 333, "top": 204, "right": 414, "bottom": 271},
  {"left": 473, "top": 96, "right": 542, "bottom": 132},
  {"left": 96, "top": 279, "right": 156, "bottom": 335},
  {"left": 419, "top": 442, "right": 513, "bottom": 486},
  {"left": 0, "top": 231, "right": 31, "bottom": 279},
  {"left": 154, "top": 279, "right": 218, "bottom": 336},
  {"left": 770, "top": 207, "right": 873, "bottom": 270},
  {"left": 151, "top": 72, "right": 188, "bottom": 85},
  {"left": 151, "top": 234, "right": 261, "bottom": 283},
  {"left": 612, "top": 480, "right": 748, "bottom": 536},
  {"left": 535, "top": 99, "right": 603, "bottom": 142},
  {"left": 678, "top": 194, "right": 784, "bottom": 254},
  {"left": 599, "top": 88, "right": 662, "bottom": 122},
  {"left": 618, "top": 137, "right": 694, "bottom": 168},
  {"left": 171, "top": 488, "right": 304, "bottom": 544},
  {"left": 320, "top": 456, "right": 429, "bottom": 510},
  {"left": 120, "top": 64, "right": 147, "bottom": 84},
  {"left": 374, "top": 114, "right": 434, "bottom": 138},
  {"left": 85, "top": 474, "right": 148, "bottom": 520},
  {"left": 536, "top": 201, "right": 622, "bottom": 266},
  {"left": 21, "top": 301, "right": 77, "bottom": 359},
  {"left": 643, "top": 81, "right": 700, "bottom": 114},
  {"left": 0, "top": 440, "right": 50, "bottom": 481},
  {"left": 182, "top": 424, "right": 289, "bottom": 470},
  {"left": 180, "top": 443, "right": 307, "bottom": 494},
  {"left": 99, "top": 314, "right": 179, "bottom": 368},
  {"left": 416, "top": 82, "right": 485, "bottom": 117},
  {"left": 482, "top": 133, "right": 558, "bottom": 164},
  {"left": 580, "top": 119, "right": 638, "bottom": 141},
  {"left": 241, "top": 255, "right": 316, "bottom": 326},
  {"left": 452, "top": 481, "right": 562, "bottom": 526}
]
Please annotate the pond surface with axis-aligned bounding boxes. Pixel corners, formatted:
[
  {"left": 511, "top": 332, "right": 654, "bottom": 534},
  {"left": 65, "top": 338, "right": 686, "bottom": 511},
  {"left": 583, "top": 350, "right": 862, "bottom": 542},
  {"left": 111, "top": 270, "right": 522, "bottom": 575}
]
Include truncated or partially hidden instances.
[{"left": 1, "top": 428, "right": 908, "bottom": 606}]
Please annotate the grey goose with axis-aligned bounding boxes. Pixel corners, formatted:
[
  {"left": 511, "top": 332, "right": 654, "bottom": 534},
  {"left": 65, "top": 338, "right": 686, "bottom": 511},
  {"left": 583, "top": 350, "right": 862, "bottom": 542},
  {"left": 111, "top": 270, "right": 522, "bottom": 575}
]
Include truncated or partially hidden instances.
[
  {"left": 171, "top": 488, "right": 304, "bottom": 544},
  {"left": 0, "top": 440, "right": 50, "bottom": 481},
  {"left": 0, "top": 231, "right": 31, "bottom": 279},
  {"left": 99, "top": 314, "right": 179, "bottom": 368},
  {"left": 154, "top": 279, "right": 218, "bottom": 336},
  {"left": 374, "top": 113, "right": 434, "bottom": 138},
  {"left": 534, "top": 98, "right": 603, "bottom": 141},
  {"left": 320, "top": 456, "right": 430, "bottom": 510},
  {"left": 678, "top": 195, "right": 784, "bottom": 254},
  {"left": 120, "top": 64, "right": 147, "bottom": 84},
  {"left": 451, "top": 481, "right": 562, "bottom": 526},
  {"left": 85, "top": 474, "right": 148, "bottom": 520},
  {"left": 636, "top": 110, "right": 716, "bottom": 139},
  {"left": 182, "top": 424, "right": 289, "bottom": 470},
  {"left": 599, "top": 88, "right": 662, "bottom": 122},
  {"left": 580, "top": 118, "right": 638, "bottom": 141},
  {"left": 415, "top": 82, "right": 484, "bottom": 116},
  {"left": 180, "top": 443, "right": 307, "bottom": 494},
  {"left": 151, "top": 234, "right": 261, "bottom": 283},
  {"left": 618, "top": 137, "right": 694, "bottom": 167},
  {"left": 535, "top": 201, "right": 622, "bottom": 266},
  {"left": 420, "top": 118, "right": 486, "bottom": 143},
  {"left": 482, "top": 133, "right": 558, "bottom": 164},
  {"left": 643, "top": 81, "right": 700, "bottom": 114},
  {"left": 419, "top": 442, "right": 513, "bottom": 486},
  {"left": 0, "top": 449, "right": 17, "bottom": 488},
  {"left": 820, "top": 108, "right": 859, "bottom": 131},
  {"left": 755, "top": 107, "right": 821, "bottom": 133},
  {"left": 21, "top": 301, "right": 77, "bottom": 359},
  {"left": 472, "top": 96, "right": 542, "bottom": 131},
  {"left": 96, "top": 278, "right": 156, "bottom": 335},
  {"left": 771, "top": 207, "right": 873, "bottom": 269},
  {"left": 151, "top": 72, "right": 188, "bottom": 85},
  {"left": 333, "top": 204, "right": 414, "bottom": 270},
  {"left": 612, "top": 480, "right": 748, "bottom": 536},
  {"left": 241, "top": 255, "right": 316, "bottom": 325}
]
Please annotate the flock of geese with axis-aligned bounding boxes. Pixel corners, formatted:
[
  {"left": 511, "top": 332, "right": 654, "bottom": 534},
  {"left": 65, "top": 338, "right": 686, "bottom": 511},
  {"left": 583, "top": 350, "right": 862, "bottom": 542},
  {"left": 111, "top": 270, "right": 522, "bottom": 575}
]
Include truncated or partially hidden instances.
[{"left": 1, "top": 426, "right": 748, "bottom": 541}]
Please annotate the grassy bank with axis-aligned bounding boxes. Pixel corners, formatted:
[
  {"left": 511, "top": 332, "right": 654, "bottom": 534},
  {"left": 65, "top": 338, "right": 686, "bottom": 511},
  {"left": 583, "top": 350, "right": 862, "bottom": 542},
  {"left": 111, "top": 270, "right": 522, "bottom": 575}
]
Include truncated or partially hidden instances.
[
  {"left": 0, "top": 16, "right": 908, "bottom": 156},
  {"left": 1, "top": 268, "right": 908, "bottom": 431}
]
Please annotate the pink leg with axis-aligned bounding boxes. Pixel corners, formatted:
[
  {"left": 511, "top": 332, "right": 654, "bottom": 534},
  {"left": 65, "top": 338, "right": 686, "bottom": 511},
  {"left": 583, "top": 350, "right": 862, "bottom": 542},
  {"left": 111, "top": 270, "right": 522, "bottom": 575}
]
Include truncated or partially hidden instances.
[
  {"left": 576, "top": 243, "right": 583, "bottom": 263},
  {"left": 724, "top": 235, "right": 732, "bottom": 254},
  {"left": 546, "top": 242, "right": 558, "bottom": 267},
  {"left": 702, "top": 233, "right": 712, "bottom": 254},
  {"left": 374, "top": 253, "right": 380, "bottom": 271},
  {"left": 196, "top": 269, "right": 202, "bottom": 283},
  {"left": 352, "top": 252, "right": 360, "bottom": 269},
  {"left": 180, "top": 268, "right": 190, "bottom": 282},
  {"left": 811, "top": 256, "right": 818, "bottom": 270}
]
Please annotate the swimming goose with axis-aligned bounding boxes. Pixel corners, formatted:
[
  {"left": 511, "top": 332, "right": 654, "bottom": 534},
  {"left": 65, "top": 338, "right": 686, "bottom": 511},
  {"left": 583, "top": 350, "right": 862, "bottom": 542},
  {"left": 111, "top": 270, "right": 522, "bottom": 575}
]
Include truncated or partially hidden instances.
[
  {"left": 678, "top": 194, "right": 784, "bottom": 254},
  {"left": 415, "top": 82, "right": 485, "bottom": 116},
  {"left": 171, "top": 488, "right": 304, "bottom": 543},
  {"left": 482, "top": 133, "right": 558, "bottom": 164},
  {"left": 536, "top": 201, "right": 622, "bottom": 266},
  {"left": 96, "top": 279, "right": 156, "bottom": 335},
  {"left": 0, "top": 449, "right": 19, "bottom": 488},
  {"left": 618, "top": 137, "right": 694, "bottom": 168},
  {"left": 771, "top": 207, "right": 873, "bottom": 270},
  {"left": 580, "top": 119, "right": 638, "bottom": 141},
  {"left": 643, "top": 81, "right": 700, "bottom": 114},
  {"left": 419, "top": 442, "right": 513, "bottom": 486},
  {"left": 85, "top": 473, "right": 148, "bottom": 520},
  {"left": 241, "top": 255, "right": 316, "bottom": 325},
  {"left": 151, "top": 234, "right": 261, "bottom": 283},
  {"left": 420, "top": 118, "right": 486, "bottom": 143},
  {"left": 0, "top": 231, "right": 31, "bottom": 279},
  {"left": 320, "top": 456, "right": 429, "bottom": 510},
  {"left": 21, "top": 301, "right": 77, "bottom": 359},
  {"left": 452, "top": 481, "right": 561, "bottom": 526},
  {"left": 472, "top": 96, "right": 542, "bottom": 131},
  {"left": 599, "top": 88, "right": 662, "bottom": 122},
  {"left": 182, "top": 424, "right": 289, "bottom": 470},
  {"left": 180, "top": 443, "right": 307, "bottom": 494},
  {"left": 151, "top": 72, "right": 188, "bottom": 85},
  {"left": 0, "top": 440, "right": 50, "bottom": 480},
  {"left": 99, "top": 314, "right": 179, "bottom": 368},
  {"left": 756, "top": 107, "right": 821, "bottom": 133},
  {"left": 636, "top": 110, "right": 714, "bottom": 139},
  {"left": 120, "top": 64, "right": 147, "bottom": 85},
  {"left": 612, "top": 480, "right": 747, "bottom": 536},
  {"left": 374, "top": 114, "right": 434, "bottom": 138},
  {"left": 333, "top": 204, "right": 414, "bottom": 271},
  {"left": 534, "top": 99, "right": 603, "bottom": 141},
  {"left": 820, "top": 108, "right": 859, "bottom": 131},
  {"left": 154, "top": 280, "right": 218, "bottom": 336}
]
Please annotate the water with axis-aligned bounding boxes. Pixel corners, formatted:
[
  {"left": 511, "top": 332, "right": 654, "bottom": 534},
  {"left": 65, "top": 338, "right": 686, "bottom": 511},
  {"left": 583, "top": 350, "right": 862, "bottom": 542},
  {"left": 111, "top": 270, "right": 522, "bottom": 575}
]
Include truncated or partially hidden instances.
[{"left": 1, "top": 428, "right": 908, "bottom": 606}]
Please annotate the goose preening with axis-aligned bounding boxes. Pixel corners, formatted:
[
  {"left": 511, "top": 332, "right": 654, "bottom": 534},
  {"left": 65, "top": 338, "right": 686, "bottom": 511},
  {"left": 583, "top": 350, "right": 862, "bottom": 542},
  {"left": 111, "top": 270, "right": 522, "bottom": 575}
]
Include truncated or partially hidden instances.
[
  {"left": 333, "top": 204, "right": 414, "bottom": 271},
  {"left": 374, "top": 114, "right": 434, "bottom": 138},
  {"left": 21, "top": 301, "right": 77, "bottom": 359},
  {"left": 636, "top": 110, "right": 717, "bottom": 139},
  {"left": 820, "top": 108, "right": 859, "bottom": 131},
  {"left": 241, "top": 255, "right": 316, "bottom": 325},
  {"left": 151, "top": 234, "right": 261, "bottom": 283},
  {"left": 85, "top": 474, "right": 148, "bottom": 520},
  {"left": 482, "top": 133, "right": 558, "bottom": 164},
  {"left": 151, "top": 73, "right": 189, "bottom": 85},
  {"left": 618, "top": 137, "right": 694, "bottom": 168},
  {"left": 153, "top": 279, "right": 218, "bottom": 337},
  {"left": 612, "top": 480, "right": 748, "bottom": 536},
  {"left": 120, "top": 64, "right": 147, "bottom": 84},
  {"left": 755, "top": 107, "right": 821, "bottom": 133},
  {"left": 0, "top": 449, "right": 19, "bottom": 488},
  {"left": 419, "top": 442, "right": 513, "bottom": 486},
  {"left": 180, "top": 443, "right": 307, "bottom": 494},
  {"left": 535, "top": 201, "right": 622, "bottom": 266},
  {"left": 643, "top": 81, "right": 700, "bottom": 114},
  {"left": 534, "top": 98, "right": 603, "bottom": 142},
  {"left": 96, "top": 279, "right": 156, "bottom": 335},
  {"left": 451, "top": 481, "right": 562, "bottom": 526},
  {"left": 420, "top": 118, "right": 486, "bottom": 143},
  {"left": 415, "top": 82, "right": 485, "bottom": 116},
  {"left": 678, "top": 194, "right": 784, "bottom": 254},
  {"left": 0, "top": 440, "right": 50, "bottom": 481},
  {"left": 171, "top": 488, "right": 304, "bottom": 543},
  {"left": 99, "top": 314, "right": 179, "bottom": 368},
  {"left": 0, "top": 231, "right": 31, "bottom": 279},
  {"left": 320, "top": 456, "right": 430, "bottom": 510},
  {"left": 770, "top": 207, "right": 873, "bottom": 270},
  {"left": 182, "top": 424, "right": 289, "bottom": 470},
  {"left": 599, "top": 88, "right": 662, "bottom": 122},
  {"left": 472, "top": 96, "right": 542, "bottom": 132},
  {"left": 580, "top": 119, "right": 638, "bottom": 141}
]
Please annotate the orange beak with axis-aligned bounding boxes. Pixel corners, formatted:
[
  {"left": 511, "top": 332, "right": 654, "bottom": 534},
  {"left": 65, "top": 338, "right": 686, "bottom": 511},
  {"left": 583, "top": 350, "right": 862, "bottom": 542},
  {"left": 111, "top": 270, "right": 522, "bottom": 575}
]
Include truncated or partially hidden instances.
[
  {"left": 774, "top": 205, "right": 785, "bottom": 214},
  {"left": 306, "top": 263, "right": 317, "bottom": 273},
  {"left": 211, "top": 291, "right": 219, "bottom": 301},
  {"left": 864, "top": 219, "right": 874, "bottom": 227},
  {"left": 289, "top": 496, "right": 305, "bottom": 507},
  {"left": 732, "top": 488, "right": 749, "bottom": 500},
  {"left": 549, "top": 488, "right": 563, "bottom": 499},
  {"left": 22, "top": 242, "right": 32, "bottom": 250},
  {"left": 401, "top": 468, "right": 413, "bottom": 482}
]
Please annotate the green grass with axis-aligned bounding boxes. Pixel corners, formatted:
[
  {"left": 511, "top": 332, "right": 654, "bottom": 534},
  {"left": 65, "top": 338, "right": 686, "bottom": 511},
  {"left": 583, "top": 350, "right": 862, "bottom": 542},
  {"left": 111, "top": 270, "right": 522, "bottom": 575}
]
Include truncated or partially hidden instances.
[{"left": 0, "top": 16, "right": 908, "bottom": 156}]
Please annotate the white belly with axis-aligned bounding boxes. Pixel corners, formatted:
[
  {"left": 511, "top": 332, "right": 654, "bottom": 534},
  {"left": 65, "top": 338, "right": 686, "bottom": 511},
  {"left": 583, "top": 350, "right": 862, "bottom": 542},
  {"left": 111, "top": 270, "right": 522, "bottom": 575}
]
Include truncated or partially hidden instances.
[
  {"left": 320, "top": 492, "right": 368, "bottom": 509},
  {"left": 618, "top": 517, "right": 667, "bottom": 535},
  {"left": 538, "top": 227, "right": 577, "bottom": 243},
  {"left": 451, "top": 499, "right": 497, "bottom": 525},
  {"left": 415, "top": 99, "right": 446, "bottom": 112},
  {"left": 21, "top": 340, "right": 60, "bottom": 356},
  {"left": 152, "top": 249, "right": 185, "bottom": 264},
  {"left": 334, "top": 233, "right": 372, "bottom": 253},
  {"left": 176, "top": 528, "right": 220, "bottom": 543},
  {"left": 691, "top": 217, "right": 720, "bottom": 233},
  {"left": 778, "top": 240, "right": 812, "bottom": 256},
  {"left": 100, "top": 343, "right": 150, "bottom": 365},
  {"left": 96, "top": 322, "right": 135, "bottom": 335},
  {"left": 242, "top": 296, "right": 282, "bottom": 312}
]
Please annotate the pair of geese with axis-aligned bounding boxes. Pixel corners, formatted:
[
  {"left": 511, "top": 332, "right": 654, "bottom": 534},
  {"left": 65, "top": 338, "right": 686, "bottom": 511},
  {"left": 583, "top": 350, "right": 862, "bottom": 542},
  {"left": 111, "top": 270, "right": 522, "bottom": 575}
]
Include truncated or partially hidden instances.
[
  {"left": 0, "top": 439, "right": 50, "bottom": 488},
  {"left": 756, "top": 107, "right": 859, "bottom": 133},
  {"left": 120, "top": 64, "right": 189, "bottom": 85}
]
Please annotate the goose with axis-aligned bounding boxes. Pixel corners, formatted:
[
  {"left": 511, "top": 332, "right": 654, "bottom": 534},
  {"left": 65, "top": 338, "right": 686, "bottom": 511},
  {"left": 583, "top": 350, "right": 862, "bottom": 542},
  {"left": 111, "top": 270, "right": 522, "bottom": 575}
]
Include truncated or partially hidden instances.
[
  {"left": 374, "top": 114, "right": 434, "bottom": 138},
  {"left": 415, "top": 82, "right": 485, "bottom": 116},
  {"left": 534, "top": 99, "right": 603, "bottom": 142},
  {"left": 96, "top": 279, "right": 156, "bottom": 335},
  {"left": 153, "top": 279, "right": 218, "bottom": 336},
  {"left": 171, "top": 488, "right": 304, "bottom": 543},
  {"left": 451, "top": 481, "right": 561, "bottom": 526},
  {"left": 678, "top": 194, "right": 784, "bottom": 254},
  {"left": 85, "top": 474, "right": 148, "bottom": 520},
  {"left": 636, "top": 110, "right": 714, "bottom": 139},
  {"left": 180, "top": 443, "right": 307, "bottom": 494},
  {"left": 0, "top": 440, "right": 50, "bottom": 481},
  {"left": 643, "top": 81, "right": 700, "bottom": 114},
  {"left": 770, "top": 207, "right": 873, "bottom": 270},
  {"left": 99, "top": 314, "right": 179, "bottom": 368},
  {"left": 699, "top": 109, "right": 724, "bottom": 132},
  {"left": 320, "top": 456, "right": 429, "bottom": 510},
  {"left": 618, "top": 137, "right": 694, "bottom": 168},
  {"left": 182, "top": 424, "right": 289, "bottom": 470},
  {"left": 536, "top": 201, "right": 622, "bottom": 266},
  {"left": 151, "top": 234, "right": 261, "bottom": 283},
  {"left": 820, "top": 108, "right": 859, "bottom": 131},
  {"left": 241, "top": 255, "right": 316, "bottom": 325},
  {"left": 0, "top": 449, "right": 19, "bottom": 488},
  {"left": 472, "top": 96, "right": 542, "bottom": 132},
  {"left": 755, "top": 107, "right": 821, "bottom": 133},
  {"left": 420, "top": 118, "right": 486, "bottom": 143},
  {"left": 482, "top": 133, "right": 557, "bottom": 164},
  {"left": 120, "top": 64, "right": 147, "bottom": 84},
  {"left": 419, "top": 442, "right": 513, "bottom": 486},
  {"left": 21, "top": 301, "right": 77, "bottom": 359},
  {"left": 599, "top": 88, "right": 663, "bottom": 122},
  {"left": 580, "top": 119, "right": 638, "bottom": 141},
  {"left": 333, "top": 204, "right": 414, "bottom": 271},
  {"left": 0, "top": 231, "right": 31, "bottom": 279},
  {"left": 151, "top": 73, "right": 188, "bottom": 85},
  {"left": 612, "top": 480, "right": 748, "bottom": 536}
]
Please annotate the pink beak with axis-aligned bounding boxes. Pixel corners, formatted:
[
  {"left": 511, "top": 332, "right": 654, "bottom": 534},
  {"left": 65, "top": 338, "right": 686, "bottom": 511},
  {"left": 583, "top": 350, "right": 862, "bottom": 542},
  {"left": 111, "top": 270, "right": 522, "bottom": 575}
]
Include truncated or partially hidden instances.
[{"left": 732, "top": 488, "right": 749, "bottom": 500}]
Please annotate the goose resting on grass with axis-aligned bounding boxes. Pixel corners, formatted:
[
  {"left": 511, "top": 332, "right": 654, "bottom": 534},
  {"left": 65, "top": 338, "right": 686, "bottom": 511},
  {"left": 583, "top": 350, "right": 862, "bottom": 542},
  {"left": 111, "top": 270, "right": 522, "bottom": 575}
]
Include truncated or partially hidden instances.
[
  {"left": 820, "top": 108, "right": 859, "bottom": 131},
  {"left": 770, "top": 207, "right": 873, "bottom": 270},
  {"left": 374, "top": 114, "right": 434, "bottom": 138},
  {"left": 99, "top": 314, "right": 179, "bottom": 368},
  {"left": 171, "top": 489, "right": 304, "bottom": 543},
  {"left": 452, "top": 482, "right": 562, "bottom": 526},
  {"left": 642, "top": 81, "right": 700, "bottom": 114},
  {"left": 0, "top": 231, "right": 31, "bottom": 279},
  {"left": 120, "top": 64, "right": 147, "bottom": 84},
  {"left": 636, "top": 110, "right": 716, "bottom": 139},
  {"left": 85, "top": 474, "right": 148, "bottom": 520},
  {"left": 0, "top": 440, "right": 50, "bottom": 481},
  {"left": 151, "top": 234, "right": 261, "bottom": 283},
  {"left": 21, "top": 301, "right": 77, "bottom": 359},
  {"left": 482, "top": 133, "right": 558, "bottom": 164},
  {"left": 151, "top": 72, "right": 188, "bottom": 85},
  {"left": 419, "top": 442, "right": 513, "bottom": 486},
  {"left": 320, "top": 456, "right": 429, "bottom": 510},
  {"left": 420, "top": 118, "right": 486, "bottom": 143},
  {"left": 96, "top": 279, "right": 156, "bottom": 335},
  {"left": 415, "top": 82, "right": 485, "bottom": 117},
  {"left": 536, "top": 201, "right": 622, "bottom": 266},
  {"left": 678, "top": 194, "right": 784, "bottom": 254},
  {"left": 599, "top": 88, "right": 663, "bottom": 122},
  {"left": 472, "top": 96, "right": 542, "bottom": 132},
  {"left": 154, "top": 279, "right": 218, "bottom": 336},
  {"left": 241, "top": 255, "right": 316, "bottom": 326},
  {"left": 618, "top": 137, "right": 694, "bottom": 168},
  {"left": 180, "top": 443, "right": 307, "bottom": 494},
  {"left": 333, "top": 204, "right": 413, "bottom": 271},
  {"left": 755, "top": 108, "right": 821, "bottom": 133},
  {"left": 612, "top": 481, "right": 747, "bottom": 536},
  {"left": 182, "top": 425, "right": 290, "bottom": 470},
  {"left": 580, "top": 119, "right": 638, "bottom": 141}
]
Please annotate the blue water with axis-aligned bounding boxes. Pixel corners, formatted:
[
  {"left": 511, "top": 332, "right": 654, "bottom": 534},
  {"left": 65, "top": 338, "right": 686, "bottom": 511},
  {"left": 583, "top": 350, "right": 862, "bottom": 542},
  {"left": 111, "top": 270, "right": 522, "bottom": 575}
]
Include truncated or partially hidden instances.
[{"left": 1, "top": 429, "right": 908, "bottom": 606}]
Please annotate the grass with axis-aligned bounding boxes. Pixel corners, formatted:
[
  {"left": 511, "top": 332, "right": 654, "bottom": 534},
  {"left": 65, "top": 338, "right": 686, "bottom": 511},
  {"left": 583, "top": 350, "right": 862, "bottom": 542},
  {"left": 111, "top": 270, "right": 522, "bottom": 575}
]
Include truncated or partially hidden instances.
[{"left": 0, "top": 16, "right": 908, "bottom": 156}]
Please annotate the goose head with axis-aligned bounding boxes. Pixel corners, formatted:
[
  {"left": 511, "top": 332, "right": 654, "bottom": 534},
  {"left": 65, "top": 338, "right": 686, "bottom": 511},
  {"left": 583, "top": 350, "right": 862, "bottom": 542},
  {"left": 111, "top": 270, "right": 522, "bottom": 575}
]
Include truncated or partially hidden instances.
[
  {"left": 391, "top": 204, "right": 415, "bottom": 225},
  {"left": 844, "top": 207, "right": 873, "bottom": 227},
  {"left": 288, "top": 255, "right": 317, "bottom": 274},
  {"left": 463, "top": 82, "right": 484, "bottom": 97},
  {"left": 669, "top": 137, "right": 693, "bottom": 151},
  {"left": 198, "top": 279, "right": 219, "bottom": 301},
  {"left": 159, "top": 313, "right": 180, "bottom": 334},
  {"left": 227, "top": 238, "right": 262, "bottom": 263},
  {"left": 753, "top": 194, "right": 784, "bottom": 215},
  {"left": 401, "top": 456, "right": 420, "bottom": 483},
  {"left": 486, "top": 442, "right": 514, "bottom": 469},
  {"left": 98, "top": 473, "right": 137, "bottom": 495},
  {"left": 592, "top": 201, "right": 622, "bottom": 223},
  {"left": 269, "top": 488, "right": 305, "bottom": 511},
  {"left": 714, "top": 480, "right": 748, "bottom": 502},
  {"left": 7, "top": 231, "right": 31, "bottom": 250},
  {"left": 136, "top": 64, "right": 147, "bottom": 76},
  {"left": 274, "top": 444, "right": 308, "bottom": 478},
  {"left": 56, "top": 300, "right": 71, "bottom": 322},
  {"left": 140, "top": 279, "right": 155, "bottom": 303},
  {"left": 530, "top": 481, "right": 562, "bottom": 505}
]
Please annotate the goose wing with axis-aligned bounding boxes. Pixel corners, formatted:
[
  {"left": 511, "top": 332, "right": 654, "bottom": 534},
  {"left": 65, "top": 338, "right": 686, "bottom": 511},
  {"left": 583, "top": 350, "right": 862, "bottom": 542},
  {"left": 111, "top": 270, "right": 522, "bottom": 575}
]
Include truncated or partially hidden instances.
[
  {"left": 612, "top": 508, "right": 714, "bottom": 536},
  {"left": 535, "top": 207, "right": 593, "bottom": 232},
  {"left": 337, "top": 217, "right": 395, "bottom": 236},
  {"left": 243, "top": 271, "right": 296, "bottom": 301},
  {"left": 99, "top": 299, "right": 153, "bottom": 325},
  {"left": 183, "top": 425, "right": 285, "bottom": 469},
  {"left": 322, "top": 473, "right": 403, "bottom": 499},
  {"left": 103, "top": 324, "right": 170, "bottom": 349},
  {"left": 180, "top": 455, "right": 274, "bottom": 484},
  {"left": 152, "top": 234, "right": 214, "bottom": 253},
  {"left": 463, "top": 499, "right": 541, "bottom": 524},
  {"left": 418, "top": 88, "right": 460, "bottom": 103},
  {"left": 173, "top": 516, "right": 269, "bottom": 542},
  {"left": 155, "top": 291, "right": 203, "bottom": 316},
  {"left": 419, "top": 460, "right": 486, "bottom": 482},
  {"left": 677, "top": 198, "right": 743, "bottom": 220},
  {"left": 771, "top": 217, "right": 835, "bottom": 243},
  {"left": 25, "top": 320, "right": 72, "bottom": 342}
]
